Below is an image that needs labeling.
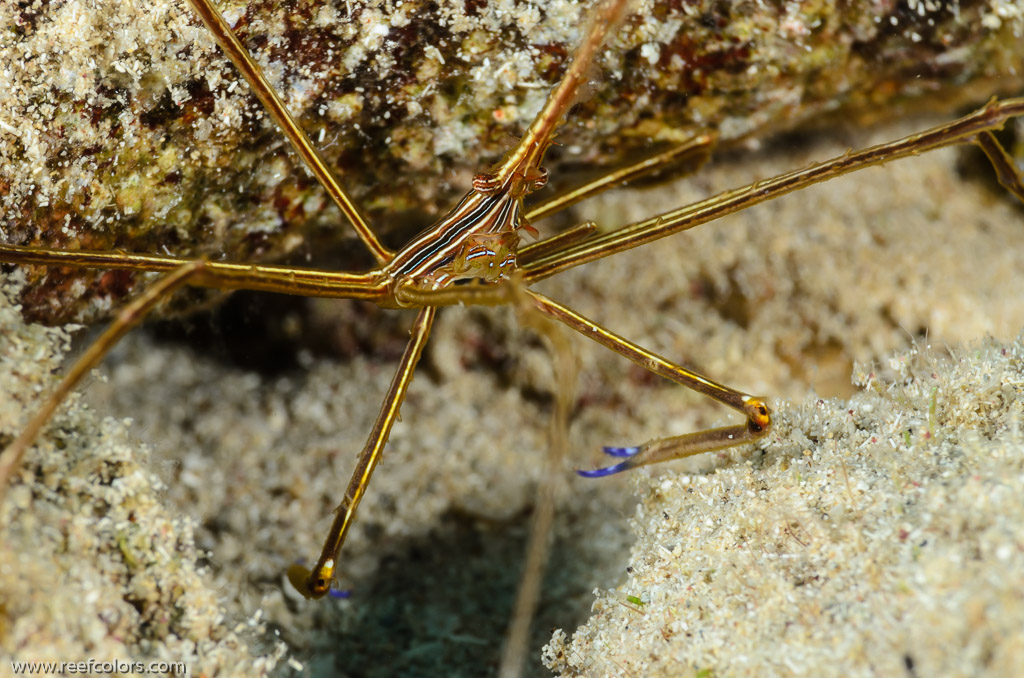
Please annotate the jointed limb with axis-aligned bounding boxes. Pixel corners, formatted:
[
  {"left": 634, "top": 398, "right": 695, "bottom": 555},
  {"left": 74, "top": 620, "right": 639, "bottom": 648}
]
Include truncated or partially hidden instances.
[
  {"left": 522, "top": 133, "right": 717, "bottom": 224},
  {"left": 289, "top": 306, "right": 437, "bottom": 599},
  {"left": 523, "top": 98, "right": 1024, "bottom": 282},
  {"left": 517, "top": 134, "right": 716, "bottom": 267},
  {"left": 975, "top": 130, "right": 1024, "bottom": 203},
  {"left": 184, "top": 0, "right": 393, "bottom": 264},
  {"left": 0, "top": 262, "right": 208, "bottom": 497},
  {"left": 0, "top": 243, "right": 389, "bottom": 300},
  {"left": 526, "top": 290, "right": 771, "bottom": 476},
  {"left": 518, "top": 222, "right": 597, "bottom": 264},
  {"left": 499, "top": 291, "right": 579, "bottom": 678},
  {"left": 392, "top": 279, "right": 516, "bottom": 308}
]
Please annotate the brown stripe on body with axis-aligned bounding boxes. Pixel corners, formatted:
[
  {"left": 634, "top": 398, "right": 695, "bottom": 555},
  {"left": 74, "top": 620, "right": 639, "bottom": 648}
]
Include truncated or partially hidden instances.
[{"left": 384, "top": 187, "right": 524, "bottom": 288}]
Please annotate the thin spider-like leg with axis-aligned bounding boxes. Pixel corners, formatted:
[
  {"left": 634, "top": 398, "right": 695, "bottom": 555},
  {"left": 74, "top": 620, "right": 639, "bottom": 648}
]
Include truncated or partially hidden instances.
[
  {"left": 184, "top": 0, "right": 393, "bottom": 264},
  {"left": 975, "top": 130, "right": 1024, "bottom": 203},
  {"left": 518, "top": 221, "right": 597, "bottom": 264},
  {"left": 523, "top": 98, "right": 1024, "bottom": 282},
  {"left": 522, "top": 132, "right": 717, "bottom": 225},
  {"left": 392, "top": 279, "right": 514, "bottom": 308},
  {"left": 289, "top": 306, "right": 437, "bottom": 599},
  {"left": 0, "top": 262, "right": 207, "bottom": 497},
  {"left": 526, "top": 290, "right": 771, "bottom": 476},
  {"left": 517, "top": 134, "right": 715, "bottom": 266},
  {"left": 0, "top": 243, "right": 389, "bottom": 301},
  {"left": 498, "top": 294, "right": 578, "bottom": 678}
]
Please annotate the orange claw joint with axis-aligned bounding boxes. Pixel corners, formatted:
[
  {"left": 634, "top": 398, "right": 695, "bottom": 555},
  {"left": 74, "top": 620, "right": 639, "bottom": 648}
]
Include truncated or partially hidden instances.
[
  {"left": 743, "top": 396, "right": 772, "bottom": 436},
  {"left": 287, "top": 559, "right": 348, "bottom": 600},
  {"left": 578, "top": 397, "right": 772, "bottom": 478}
]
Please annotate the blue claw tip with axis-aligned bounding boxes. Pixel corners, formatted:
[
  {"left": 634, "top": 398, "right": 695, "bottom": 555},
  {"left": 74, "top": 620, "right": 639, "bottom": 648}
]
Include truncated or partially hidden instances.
[
  {"left": 602, "top": 445, "right": 641, "bottom": 458},
  {"left": 577, "top": 461, "right": 631, "bottom": 478},
  {"left": 328, "top": 587, "right": 352, "bottom": 600}
]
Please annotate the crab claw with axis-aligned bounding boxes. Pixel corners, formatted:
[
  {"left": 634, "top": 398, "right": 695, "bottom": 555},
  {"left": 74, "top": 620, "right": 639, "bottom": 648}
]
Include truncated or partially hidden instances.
[
  {"left": 576, "top": 460, "right": 633, "bottom": 478},
  {"left": 601, "top": 445, "right": 641, "bottom": 458},
  {"left": 576, "top": 443, "right": 643, "bottom": 477}
]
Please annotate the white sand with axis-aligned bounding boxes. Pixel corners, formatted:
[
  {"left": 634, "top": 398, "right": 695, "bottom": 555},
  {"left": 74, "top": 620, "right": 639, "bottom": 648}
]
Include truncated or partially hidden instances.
[{"left": 545, "top": 336, "right": 1024, "bottom": 676}]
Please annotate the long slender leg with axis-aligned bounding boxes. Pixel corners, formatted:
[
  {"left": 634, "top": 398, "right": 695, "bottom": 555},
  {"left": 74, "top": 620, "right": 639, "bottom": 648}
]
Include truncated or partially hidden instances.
[
  {"left": 0, "top": 262, "right": 207, "bottom": 497},
  {"left": 526, "top": 290, "right": 770, "bottom": 476},
  {"left": 975, "top": 130, "right": 1024, "bottom": 202},
  {"left": 0, "top": 243, "right": 389, "bottom": 301},
  {"left": 184, "top": 0, "right": 393, "bottom": 264},
  {"left": 523, "top": 98, "right": 1024, "bottom": 282},
  {"left": 522, "top": 133, "right": 717, "bottom": 225},
  {"left": 517, "top": 134, "right": 715, "bottom": 266},
  {"left": 498, "top": 287, "right": 578, "bottom": 678},
  {"left": 518, "top": 222, "right": 597, "bottom": 264},
  {"left": 288, "top": 306, "right": 437, "bottom": 599},
  {"left": 392, "top": 279, "right": 515, "bottom": 308}
]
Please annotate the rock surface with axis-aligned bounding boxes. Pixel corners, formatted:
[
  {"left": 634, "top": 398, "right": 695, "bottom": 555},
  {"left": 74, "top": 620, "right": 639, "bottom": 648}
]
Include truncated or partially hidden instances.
[{"left": 2, "top": 0, "right": 1023, "bottom": 321}]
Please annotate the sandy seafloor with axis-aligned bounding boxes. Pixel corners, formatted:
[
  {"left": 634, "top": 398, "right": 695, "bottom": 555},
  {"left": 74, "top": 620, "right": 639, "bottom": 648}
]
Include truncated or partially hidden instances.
[{"left": 3, "top": 109, "right": 1024, "bottom": 677}]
